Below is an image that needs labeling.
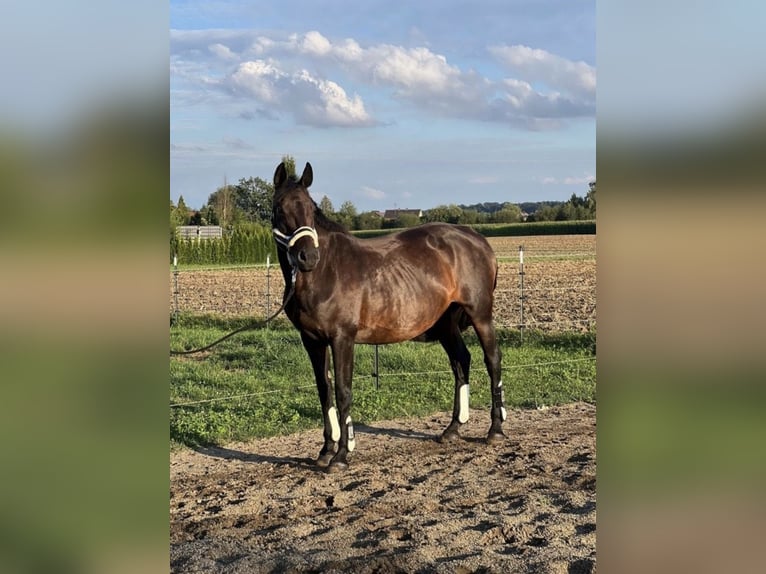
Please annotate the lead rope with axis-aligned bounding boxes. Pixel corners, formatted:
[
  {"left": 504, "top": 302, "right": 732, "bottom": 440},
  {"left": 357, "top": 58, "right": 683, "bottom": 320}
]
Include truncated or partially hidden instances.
[{"left": 169, "top": 266, "right": 297, "bottom": 356}]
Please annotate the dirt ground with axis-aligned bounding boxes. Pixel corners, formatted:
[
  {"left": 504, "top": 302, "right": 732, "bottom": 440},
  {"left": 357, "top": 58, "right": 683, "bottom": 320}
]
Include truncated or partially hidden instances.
[{"left": 170, "top": 402, "right": 596, "bottom": 573}]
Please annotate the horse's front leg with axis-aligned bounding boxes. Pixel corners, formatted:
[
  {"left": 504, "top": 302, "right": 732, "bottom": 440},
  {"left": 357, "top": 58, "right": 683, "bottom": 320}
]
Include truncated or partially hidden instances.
[
  {"left": 301, "top": 333, "right": 339, "bottom": 467},
  {"left": 437, "top": 323, "right": 472, "bottom": 443},
  {"left": 327, "top": 335, "right": 355, "bottom": 472}
]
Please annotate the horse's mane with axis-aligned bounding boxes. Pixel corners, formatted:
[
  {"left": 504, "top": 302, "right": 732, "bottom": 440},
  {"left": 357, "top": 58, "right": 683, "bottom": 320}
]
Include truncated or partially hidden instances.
[
  {"left": 279, "top": 173, "right": 350, "bottom": 235},
  {"left": 313, "top": 199, "right": 350, "bottom": 235}
]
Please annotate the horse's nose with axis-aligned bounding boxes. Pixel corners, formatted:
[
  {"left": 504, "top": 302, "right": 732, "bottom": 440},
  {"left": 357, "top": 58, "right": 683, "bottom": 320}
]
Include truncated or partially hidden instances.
[{"left": 296, "top": 247, "right": 319, "bottom": 271}]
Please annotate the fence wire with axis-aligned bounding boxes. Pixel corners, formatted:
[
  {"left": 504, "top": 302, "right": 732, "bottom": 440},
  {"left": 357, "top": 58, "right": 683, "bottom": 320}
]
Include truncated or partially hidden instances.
[
  {"left": 170, "top": 249, "right": 596, "bottom": 334},
  {"left": 170, "top": 356, "right": 596, "bottom": 408},
  {"left": 171, "top": 243, "right": 595, "bottom": 416}
]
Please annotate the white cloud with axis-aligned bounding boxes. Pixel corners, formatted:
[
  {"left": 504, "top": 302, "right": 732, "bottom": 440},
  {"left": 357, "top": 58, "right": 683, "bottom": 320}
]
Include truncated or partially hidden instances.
[
  {"left": 364, "top": 45, "right": 461, "bottom": 97},
  {"left": 250, "top": 35, "right": 276, "bottom": 56},
  {"left": 300, "top": 30, "right": 332, "bottom": 56},
  {"left": 230, "top": 60, "right": 285, "bottom": 103},
  {"left": 563, "top": 175, "right": 594, "bottom": 185},
  {"left": 490, "top": 44, "right": 596, "bottom": 99},
  {"left": 248, "top": 31, "right": 466, "bottom": 100},
  {"left": 292, "top": 70, "right": 373, "bottom": 127},
  {"left": 225, "top": 60, "right": 374, "bottom": 127},
  {"left": 499, "top": 77, "right": 591, "bottom": 119},
  {"left": 542, "top": 174, "right": 594, "bottom": 185},
  {"left": 171, "top": 29, "right": 595, "bottom": 130},
  {"left": 208, "top": 43, "right": 237, "bottom": 61},
  {"left": 360, "top": 185, "right": 386, "bottom": 200},
  {"left": 335, "top": 38, "right": 364, "bottom": 62}
]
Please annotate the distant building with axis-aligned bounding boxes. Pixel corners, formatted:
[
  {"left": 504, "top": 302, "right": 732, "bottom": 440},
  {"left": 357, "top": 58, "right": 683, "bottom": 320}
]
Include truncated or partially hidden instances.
[{"left": 176, "top": 225, "right": 223, "bottom": 239}]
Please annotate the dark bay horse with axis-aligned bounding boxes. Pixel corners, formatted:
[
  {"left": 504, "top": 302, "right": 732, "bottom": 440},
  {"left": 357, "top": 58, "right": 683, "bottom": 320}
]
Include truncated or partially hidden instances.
[{"left": 272, "top": 162, "right": 507, "bottom": 472}]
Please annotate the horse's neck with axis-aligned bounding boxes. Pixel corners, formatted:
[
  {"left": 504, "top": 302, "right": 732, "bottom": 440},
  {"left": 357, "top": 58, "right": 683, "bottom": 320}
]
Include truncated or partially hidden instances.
[{"left": 316, "top": 223, "right": 353, "bottom": 250}]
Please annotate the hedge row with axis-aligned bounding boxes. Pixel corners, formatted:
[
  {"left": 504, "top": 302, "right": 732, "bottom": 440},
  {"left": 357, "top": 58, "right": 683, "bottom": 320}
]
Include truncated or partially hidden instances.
[
  {"left": 471, "top": 220, "right": 596, "bottom": 237},
  {"left": 170, "top": 227, "right": 277, "bottom": 265},
  {"left": 170, "top": 220, "right": 596, "bottom": 265},
  {"left": 352, "top": 219, "right": 596, "bottom": 239}
]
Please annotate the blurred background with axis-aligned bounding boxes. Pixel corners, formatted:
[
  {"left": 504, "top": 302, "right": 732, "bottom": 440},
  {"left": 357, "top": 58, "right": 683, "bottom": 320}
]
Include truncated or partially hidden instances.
[
  {"left": 0, "top": 3, "right": 169, "bottom": 573},
  {"left": 0, "top": 1, "right": 764, "bottom": 573},
  {"left": 598, "top": 2, "right": 766, "bottom": 573}
]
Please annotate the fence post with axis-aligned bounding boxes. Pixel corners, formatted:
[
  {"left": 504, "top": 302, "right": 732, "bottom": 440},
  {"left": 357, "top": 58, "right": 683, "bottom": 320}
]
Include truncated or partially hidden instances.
[
  {"left": 172, "top": 253, "right": 179, "bottom": 325},
  {"left": 519, "top": 245, "right": 525, "bottom": 344},
  {"left": 265, "top": 253, "right": 271, "bottom": 325},
  {"left": 372, "top": 345, "right": 380, "bottom": 390}
]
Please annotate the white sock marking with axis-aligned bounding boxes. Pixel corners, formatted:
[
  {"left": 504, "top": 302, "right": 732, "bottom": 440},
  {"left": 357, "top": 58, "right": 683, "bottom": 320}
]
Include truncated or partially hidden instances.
[
  {"left": 458, "top": 384, "right": 470, "bottom": 423},
  {"left": 498, "top": 381, "right": 507, "bottom": 421},
  {"left": 346, "top": 415, "right": 356, "bottom": 452},
  {"left": 328, "top": 406, "right": 340, "bottom": 442}
]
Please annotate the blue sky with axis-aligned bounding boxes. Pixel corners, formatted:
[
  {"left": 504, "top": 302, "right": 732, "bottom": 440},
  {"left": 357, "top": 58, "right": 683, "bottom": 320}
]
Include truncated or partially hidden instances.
[{"left": 170, "top": 0, "right": 596, "bottom": 212}]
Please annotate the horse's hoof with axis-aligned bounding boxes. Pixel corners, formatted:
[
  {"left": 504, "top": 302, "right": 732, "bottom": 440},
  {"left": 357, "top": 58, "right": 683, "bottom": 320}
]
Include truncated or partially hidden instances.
[
  {"left": 486, "top": 431, "right": 506, "bottom": 445},
  {"left": 316, "top": 452, "right": 334, "bottom": 468},
  {"left": 438, "top": 429, "right": 460, "bottom": 443},
  {"left": 326, "top": 460, "right": 348, "bottom": 473}
]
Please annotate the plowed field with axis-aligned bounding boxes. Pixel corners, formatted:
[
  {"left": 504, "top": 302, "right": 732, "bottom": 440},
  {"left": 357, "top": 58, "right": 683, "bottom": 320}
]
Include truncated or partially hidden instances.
[{"left": 170, "top": 235, "right": 596, "bottom": 333}]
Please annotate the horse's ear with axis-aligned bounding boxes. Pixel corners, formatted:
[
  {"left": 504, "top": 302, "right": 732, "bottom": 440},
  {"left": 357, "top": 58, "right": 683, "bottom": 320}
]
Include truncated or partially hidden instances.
[
  {"left": 300, "top": 162, "right": 313, "bottom": 188},
  {"left": 274, "top": 162, "right": 288, "bottom": 189}
]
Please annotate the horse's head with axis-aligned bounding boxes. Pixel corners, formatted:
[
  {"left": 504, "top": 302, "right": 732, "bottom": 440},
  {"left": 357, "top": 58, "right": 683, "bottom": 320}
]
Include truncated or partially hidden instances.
[{"left": 272, "top": 162, "right": 320, "bottom": 272}]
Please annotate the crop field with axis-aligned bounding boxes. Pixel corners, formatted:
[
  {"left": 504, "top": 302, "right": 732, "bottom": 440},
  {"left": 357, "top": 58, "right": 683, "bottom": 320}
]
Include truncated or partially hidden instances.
[{"left": 169, "top": 234, "right": 596, "bottom": 333}]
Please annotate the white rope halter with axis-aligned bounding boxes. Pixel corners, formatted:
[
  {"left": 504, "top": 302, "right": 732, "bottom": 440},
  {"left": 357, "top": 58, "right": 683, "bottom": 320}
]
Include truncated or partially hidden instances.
[
  {"left": 272, "top": 226, "right": 320, "bottom": 278},
  {"left": 272, "top": 226, "right": 319, "bottom": 250}
]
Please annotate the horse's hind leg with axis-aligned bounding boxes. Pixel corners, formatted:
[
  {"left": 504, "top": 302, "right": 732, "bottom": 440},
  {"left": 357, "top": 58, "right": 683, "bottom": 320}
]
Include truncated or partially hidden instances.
[
  {"left": 301, "top": 333, "right": 339, "bottom": 467},
  {"left": 471, "top": 317, "right": 506, "bottom": 443},
  {"left": 437, "top": 308, "right": 472, "bottom": 443}
]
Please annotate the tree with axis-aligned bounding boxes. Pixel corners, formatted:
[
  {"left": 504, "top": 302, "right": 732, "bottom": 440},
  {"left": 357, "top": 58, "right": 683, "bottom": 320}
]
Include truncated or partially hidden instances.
[
  {"left": 199, "top": 204, "right": 218, "bottom": 225},
  {"left": 318, "top": 195, "right": 335, "bottom": 217},
  {"left": 281, "top": 155, "right": 297, "bottom": 178},
  {"left": 568, "top": 193, "right": 587, "bottom": 209},
  {"left": 234, "top": 176, "right": 273, "bottom": 223},
  {"left": 423, "top": 204, "right": 462, "bottom": 224},
  {"left": 556, "top": 202, "right": 576, "bottom": 221},
  {"left": 208, "top": 180, "right": 239, "bottom": 229},
  {"left": 586, "top": 180, "right": 596, "bottom": 214},
  {"left": 529, "top": 204, "right": 559, "bottom": 222},
  {"left": 460, "top": 209, "right": 484, "bottom": 224},
  {"left": 492, "top": 202, "right": 523, "bottom": 223},
  {"left": 171, "top": 196, "right": 190, "bottom": 227},
  {"left": 356, "top": 210, "right": 383, "bottom": 230},
  {"left": 335, "top": 200, "right": 358, "bottom": 230},
  {"left": 396, "top": 212, "right": 421, "bottom": 228},
  {"left": 525, "top": 183, "right": 595, "bottom": 222}
]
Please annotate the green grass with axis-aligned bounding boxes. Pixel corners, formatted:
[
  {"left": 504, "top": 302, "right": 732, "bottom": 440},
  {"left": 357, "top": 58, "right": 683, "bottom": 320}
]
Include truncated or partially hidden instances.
[{"left": 170, "top": 315, "right": 595, "bottom": 448}]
